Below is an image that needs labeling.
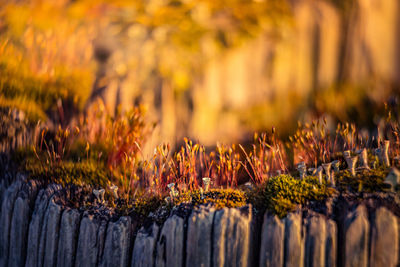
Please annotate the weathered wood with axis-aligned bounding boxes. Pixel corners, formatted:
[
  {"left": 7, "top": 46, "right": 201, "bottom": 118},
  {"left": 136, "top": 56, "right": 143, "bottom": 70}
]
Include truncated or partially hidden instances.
[
  {"left": 370, "top": 207, "right": 398, "bottom": 267},
  {"left": 259, "top": 214, "right": 284, "bottom": 267},
  {"left": 344, "top": 205, "right": 369, "bottom": 267},
  {"left": 156, "top": 215, "right": 185, "bottom": 267},
  {"left": 8, "top": 190, "right": 30, "bottom": 267},
  {"left": 186, "top": 206, "right": 216, "bottom": 267},
  {"left": 100, "top": 216, "right": 132, "bottom": 267},
  {"left": 25, "top": 184, "right": 61, "bottom": 267},
  {"left": 56, "top": 208, "right": 81, "bottom": 267},
  {"left": 213, "top": 207, "right": 251, "bottom": 267},
  {"left": 305, "top": 215, "right": 328, "bottom": 267},
  {"left": 131, "top": 223, "right": 159, "bottom": 267},
  {"left": 325, "top": 219, "right": 337, "bottom": 267},
  {"left": 38, "top": 197, "right": 62, "bottom": 267},
  {"left": 0, "top": 180, "right": 21, "bottom": 267},
  {"left": 75, "top": 213, "right": 107, "bottom": 267},
  {"left": 283, "top": 212, "right": 304, "bottom": 267}
]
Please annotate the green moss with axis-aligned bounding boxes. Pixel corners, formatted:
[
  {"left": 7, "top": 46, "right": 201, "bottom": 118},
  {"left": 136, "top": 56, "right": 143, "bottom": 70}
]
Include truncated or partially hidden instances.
[
  {"left": 174, "top": 188, "right": 247, "bottom": 209},
  {"left": 132, "top": 195, "right": 165, "bottom": 217},
  {"left": 113, "top": 194, "right": 165, "bottom": 218},
  {"left": 250, "top": 175, "right": 334, "bottom": 218},
  {"left": 22, "top": 157, "right": 110, "bottom": 188},
  {"left": 336, "top": 166, "right": 389, "bottom": 193}
]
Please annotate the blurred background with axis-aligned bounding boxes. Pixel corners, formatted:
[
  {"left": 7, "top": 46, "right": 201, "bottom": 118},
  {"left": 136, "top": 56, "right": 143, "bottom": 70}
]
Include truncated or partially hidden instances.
[{"left": 0, "top": 0, "right": 399, "bottom": 149}]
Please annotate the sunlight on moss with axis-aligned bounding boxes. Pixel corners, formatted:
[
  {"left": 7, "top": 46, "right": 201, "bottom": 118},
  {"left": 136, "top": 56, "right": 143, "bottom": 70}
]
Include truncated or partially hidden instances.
[
  {"left": 23, "top": 158, "right": 109, "bottom": 189},
  {"left": 175, "top": 188, "right": 247, "bottom": 209},
  {"left": 248, "top": 175, "right": 335, "bottom": 218}
]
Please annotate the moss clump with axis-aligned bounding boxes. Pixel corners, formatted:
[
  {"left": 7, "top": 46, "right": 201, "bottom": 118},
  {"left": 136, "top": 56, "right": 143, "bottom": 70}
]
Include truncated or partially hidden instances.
[
  {"left": 113, "top": 195, "right": 165, "bottom": 218},
  {"left": 250, "top": 175, "right": 334, "bottom": 218},
  {"left": 174, "top": 188, "right": 247, "bottom": 209},
  {"left": 132, "top": 195, "right": 165, "bottom": 217},
  {"left": 23, "top": 158, "right": 109, "bottom": 188},
  {"left": 12, "top": 144, "right": 111, "bottom": 188},
  {"left": 336, "top": 166, "right": 389, "bottom": 193}
]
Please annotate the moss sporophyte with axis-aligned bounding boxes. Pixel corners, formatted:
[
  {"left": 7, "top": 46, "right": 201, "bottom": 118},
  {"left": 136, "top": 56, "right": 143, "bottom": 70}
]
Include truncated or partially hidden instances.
[{"left": 5, "top": 107, "right": 400, "bottom": 218}]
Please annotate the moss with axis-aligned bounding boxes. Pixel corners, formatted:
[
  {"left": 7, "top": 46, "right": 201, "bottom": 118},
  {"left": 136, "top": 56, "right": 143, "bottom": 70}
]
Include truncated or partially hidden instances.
[
  {"left": 22, "top": 157, "right": 110, "bottom": 188},
  {"left": 336, "top": 166, "right": 389, "bottom": 193},
  {"left": 132, "top": 195, "right": 165, "bottom": 217},
  {"left": 12, "top": 140, "right": 111, "bottom": 189},
  {"left": 249, "top": 175, "right": 334, "bottom": 218},
  {"left": 9, "top": 148, "right": 397, "bottom": 220},
  {"left": 174, "top": 188, "right": 247, "bottom": 209},
  {"left": 13, "top": 147, "right": 387, "bottom": 219},
  {"left": 113, "top": 194, "right": 165, "bottom": 218},
  {"left": 109, "top": 188, "right": 247, "bottom": 221},
  {"left": 12, "top": 143, "right": 395, "bottom": 219}
]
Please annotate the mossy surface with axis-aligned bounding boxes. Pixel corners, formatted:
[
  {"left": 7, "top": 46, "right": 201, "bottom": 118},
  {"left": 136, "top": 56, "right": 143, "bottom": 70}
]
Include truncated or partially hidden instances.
[
  {"left": 21, "top": 157, "right": 109, "bottom": 188},
  {"left": 12, "top": 143, "right": 111, "bottom": 188},
  {"left": 336, "top": 166, "right": 389, "bottom": 193},
  {"left": 9, "top": 145, "right": 397, "bottom": 219},
  {"left": 113, "top": 195, "right": 165, "bottom": 218},
  {"left": 14, "top": 151, "right": 393, "bottom": 218},
  {"left": 174, "top": 188, "right": 247, "bottom": 209},
  {"left": 249, "top": 175, "right": 335, "bottom": 218}
]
